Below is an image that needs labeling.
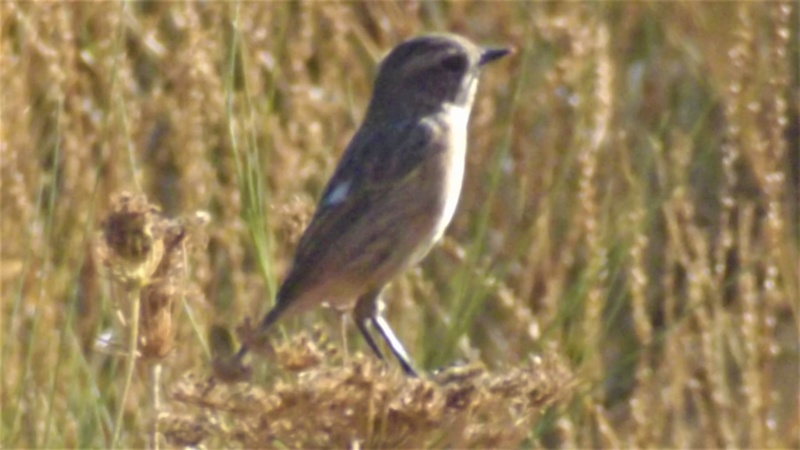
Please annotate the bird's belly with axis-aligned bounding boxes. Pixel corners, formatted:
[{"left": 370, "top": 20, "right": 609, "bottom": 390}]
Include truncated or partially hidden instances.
[{"left": 408, "top": 128, "right": 466, "bottom": 266}]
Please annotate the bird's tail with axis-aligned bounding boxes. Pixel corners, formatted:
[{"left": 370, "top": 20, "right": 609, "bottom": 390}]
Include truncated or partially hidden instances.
[{"left": 234, "top": 298, "right": 289, "bottom": 361}]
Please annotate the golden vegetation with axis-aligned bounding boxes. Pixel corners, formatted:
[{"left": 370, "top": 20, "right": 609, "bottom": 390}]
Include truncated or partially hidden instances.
[
  {"left": 1, "top": 2, "right": 797, "bottom": 448},
  {"left": 166, "top": 332, "right": 569, "bottom": 448}
]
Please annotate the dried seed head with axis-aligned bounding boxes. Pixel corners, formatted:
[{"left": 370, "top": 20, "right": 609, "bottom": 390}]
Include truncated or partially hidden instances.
[
  {"left": 98, "top": 192, "right": 165, "bottom": 286},
  {"left": 138, "top": 279, "right": 177, "bottom": 359},
  {"left": 97, "top": 192, "right": 209, "bottom": 360},
  {"left": 167, "top": 332, "right": 572, "bottom": 448}
]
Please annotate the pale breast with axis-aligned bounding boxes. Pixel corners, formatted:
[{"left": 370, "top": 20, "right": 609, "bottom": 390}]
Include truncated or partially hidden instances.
[
  {"left": 408, "top": 101, "right": 471, "bottom": 266},
  {"left": 433, "top": 102, "right": 469, "bottom": 241}
]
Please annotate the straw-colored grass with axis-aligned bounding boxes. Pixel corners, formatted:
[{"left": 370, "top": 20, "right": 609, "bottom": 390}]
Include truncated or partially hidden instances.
[{"left": 2, "top": 2, "right": 797, "bottom": 448}]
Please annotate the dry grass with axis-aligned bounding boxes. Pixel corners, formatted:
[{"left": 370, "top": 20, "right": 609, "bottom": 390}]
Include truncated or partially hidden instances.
[
  {"left": 1, "top": 2, "right": 798, "bottom": 449},
  {"left": 165, "top": 332, "right": 570, "bottom": 448}
]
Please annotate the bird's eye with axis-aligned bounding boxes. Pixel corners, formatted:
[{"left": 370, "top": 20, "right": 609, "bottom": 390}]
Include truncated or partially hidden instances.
[{"left": 440, "top": 54, "right": 468, "bottom": 73}]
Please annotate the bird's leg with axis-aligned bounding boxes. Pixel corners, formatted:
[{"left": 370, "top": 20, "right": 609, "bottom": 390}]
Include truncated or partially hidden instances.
[
  {"left": 354, "top": 289, "right": 386, "bottom": 361},
  {"left": 340, "top": 311, "right": 350, "bottom": 361},
  {"left": 372, "top": 314, "right": 417, "bottom": 377},
  {"left": 354, "top": 289, "right": 418, "bottom": 377}
]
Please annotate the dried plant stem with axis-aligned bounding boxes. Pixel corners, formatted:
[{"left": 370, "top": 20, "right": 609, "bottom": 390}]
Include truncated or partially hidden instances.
[
  {"left": 149, "top": 362, "right": 162, "bottom": 450},
  {"left": 111, "top": 283, "right": 142, "bottom": 449}
]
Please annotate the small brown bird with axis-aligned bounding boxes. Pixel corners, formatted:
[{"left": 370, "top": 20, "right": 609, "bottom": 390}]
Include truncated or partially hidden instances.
[{"left": 237, "top": 33, "right": 510, "bottom": 376}]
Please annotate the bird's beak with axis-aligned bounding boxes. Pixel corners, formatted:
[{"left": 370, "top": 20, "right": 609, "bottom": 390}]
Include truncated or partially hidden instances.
[{"left": 479, "top": 47, "right": 512, "bottom": 66}]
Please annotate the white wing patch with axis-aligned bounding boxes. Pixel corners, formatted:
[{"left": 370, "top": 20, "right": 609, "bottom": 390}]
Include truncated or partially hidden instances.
[{"left": 323, "top": 180, "right": 351, "bottom": 206}]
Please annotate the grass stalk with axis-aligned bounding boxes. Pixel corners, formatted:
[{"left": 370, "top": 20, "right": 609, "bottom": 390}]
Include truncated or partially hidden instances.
[
  {"left": 149, "top": 362, "right": 162, "bottom": 450},
  {"left": 110, "top": 283, "right": 141, "bottom": 449}
]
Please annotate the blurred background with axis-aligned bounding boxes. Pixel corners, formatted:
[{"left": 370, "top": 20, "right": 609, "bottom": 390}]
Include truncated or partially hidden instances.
[{"left": 1, "top": 1, "right": 797, "bottom": 448}]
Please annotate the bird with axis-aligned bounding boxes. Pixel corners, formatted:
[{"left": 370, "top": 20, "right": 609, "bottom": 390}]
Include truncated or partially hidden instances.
[{"left": 236, "top": 33, "right": 510, "bottom": 376}]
